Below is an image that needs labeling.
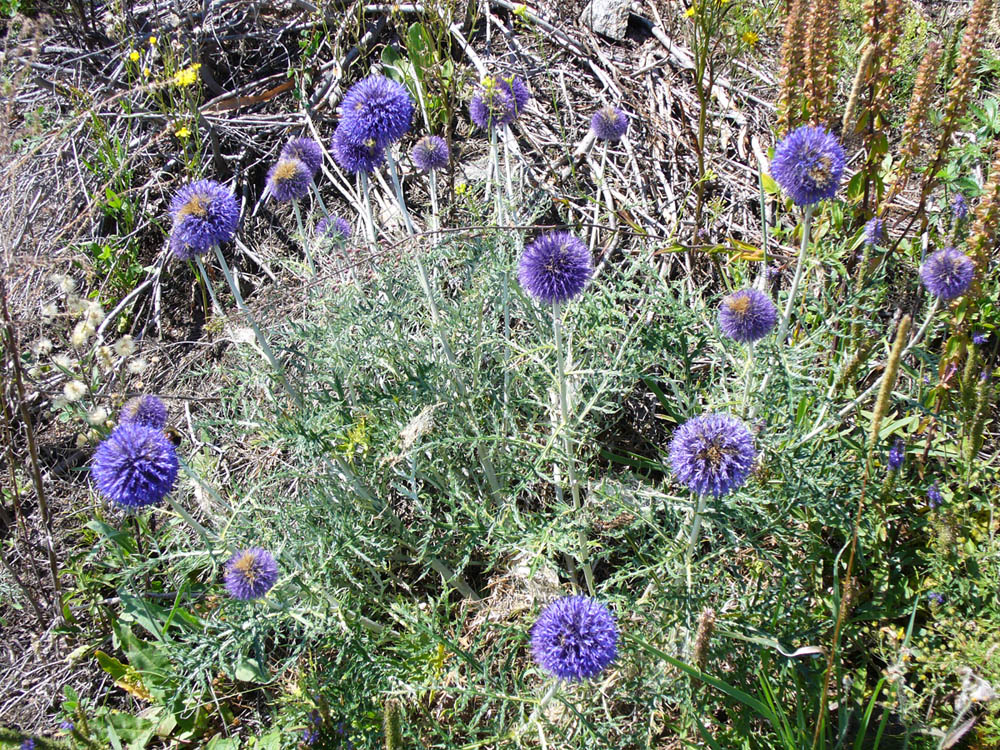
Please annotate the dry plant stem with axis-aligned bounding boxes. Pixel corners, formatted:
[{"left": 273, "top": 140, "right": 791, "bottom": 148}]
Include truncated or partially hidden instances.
[
  {"left": 684, "top": 493, "right": 708, "bottom": 590},
  {"left": 0, "top": 545, "right": 45, "bottom": 621},
  {"left": 194, "top": 256, "right": 222, "bottom": 316},
  {"left": 428, "top": 170, "right": 440, "bottom": 230},
  {"left": 387, "top": 149, "right": 416, "bottom": 235},
  {"left": 589, "top": 143, "right": 608, "bottom": 256},
  {"left": 502, "top": 124, "right": 516, "bottom": 222},
  {"left": 359, "top": 172, "right": 377, "bottom": 244},
  {"left": 210, "top": 244, "right": 303, "bottom": 409},
  {"left": 740, "top": 342, "right": 755, "bottom": 416},
  {"left": 291, "top": 200, "right": 315, "bottom": 275},
  {"left": 1, "top": 280, "right": 62, "bottom": 618},
  {"left": 553, "top": 302, "right": 595, "bottom": 597},
  {"left": 776, "top": 203, "right": 815, "bottom": 344},
  {"left": 519, "top": 681, "right": 562, "bottom": 742}
]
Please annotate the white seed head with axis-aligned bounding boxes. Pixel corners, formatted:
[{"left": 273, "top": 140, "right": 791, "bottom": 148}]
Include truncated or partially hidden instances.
[
  {"left": 40, "top": 303, "right": 58, "bottom": 321},
  {"left": 63, "top": 380, "right": 87, "bottom": 402},
  {"left": 86, "top": 406, "right": 109, "bottom": 425},
  {"left": 128, "top": 357, "right": 148, "bottom": 374},
  {"left": 32, "top": 338, "right": 53, "bottom": 356},
  {"left": 113, "top": 335, "right": 136, "bottom": 357}
]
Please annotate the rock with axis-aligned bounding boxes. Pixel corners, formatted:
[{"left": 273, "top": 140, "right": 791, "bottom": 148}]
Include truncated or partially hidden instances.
[{"left": 578, "top": 0, "right": 630, "bottom": 40}]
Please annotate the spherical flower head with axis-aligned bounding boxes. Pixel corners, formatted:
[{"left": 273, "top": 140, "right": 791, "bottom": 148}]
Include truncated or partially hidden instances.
[
  {"left": 518, "top": 231, "right": 592, "bottom": 304},
  {"left": 338, "top": 75, "right": 413, "bottom": 148},
  {"left": 669, "top": 413, "right": 755, "bottom": 497},
  {"left": 864, "top": 217, "right": 884, "bottom": 247},
  {"left": 887, "top": 437, "right": 905, "bottom": 471},
  {"left": 591, "top": 105, "right": 629, "bottom": 142},
  {"left": 316, "top": 215, "right": 352, "bottom": 242},
  {"left": 499, "top": 76, "right": 531, "bottom": 118},
  {"left": 280, "top": 137, "right": 324, "bottom": 175},
  {"left": 919, "top": 246, "right": 974, "bottom": 300},
  {"left": 951, "top": 193, "right": 968, "bottom": 220},
  {"left": 119, "top": 395, "right": 168, "bottom": 430},
  {"left": 92, "top": 423, "right": 179, "bottom": 509},
  {"left": 530, "top": 595, "right": 618, "bottom": 681},
  {"left": 718, "top": 288, "right": 778, "bottom": 343},
  {"left": 331, "top": 126, "right": 385, "bottom": 174},
  {"left": 266, "top": 157, "right": 312, "bottom": 202},
  {"left": 224, "top": 547, "right": 279, "bottom": 600},
  {"left": 770, "top": 125, "right": 846, "bottom": 206},
  {"left": 168, "top": 179, "right": 239, "bottom": 255},
  {"left": 412, "top": 135, "right": 449, "bottom": 172},
  {"left": 469, "top": 78, "right": 516, "bottom": 130}
]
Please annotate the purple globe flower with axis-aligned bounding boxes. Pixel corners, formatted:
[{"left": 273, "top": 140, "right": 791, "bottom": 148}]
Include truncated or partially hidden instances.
[
  {"left": 531, "top": 596, "right": 618, "bottom": 681},
  {"left": 266, "top": 158, "right": 312, "bottom": 202},
  {"left": 331, "top": 126, "right": 385, "bottom": 174},
  {"left": 338, "top": 76, "right": 413, "bottom": 148},
  {"left": 669, "top": 413, "right": 755, "bottom": 497},
  {"left": 119, "top": 395, "right": 168, "bottom": 430},
  {"left": 770, "top": 125, "right": 846, "bottom": 206},
  {"left": 518, "top": 231, "right": 592, "bottom": 305},
  {"left": 951, "top": 193, "right": 968, "bottom": 221},
  {"left": 591, "top": 105, "right": 629, "bottom": 142},
  {"left": 920, "top": 247, "right": 975, "bottom": 300},
  {"left": 864, "top": 217, "right": 884, "bottom": 247},
  {"left": 469, "top": 79, "right": 516, "bottom": 130},
  {"left": 718, "top": 288, "right": 778, "bottom": 343},
  {"left": 412, "top": 135, "right": 449, "bottom": 172},
  {"left": 224, "top": 547, "right": 279, "bottom": 600},
  {"left": 92, "top": 423, "right": 179, "bottom": 509},
  {"left": 168, "top": 179, "right": 240, "bottom": 257},
  {"left": 280, "top": 137, "right": 324, "bottom": 176},
  {"left": 316, "top": 216, "right": 352, "bottom": 242},
  {"left": 499, "top": 76, "right": 530, "bottom": 118},
  {"left": 888, "top": 438, "right": 905, "bottom": 471}
]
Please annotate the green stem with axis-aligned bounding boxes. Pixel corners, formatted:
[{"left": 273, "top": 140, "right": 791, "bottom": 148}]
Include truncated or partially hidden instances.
[
  {"left": 684, "top": 493, "right": 707, "bottom": 591},
  {"left": 387, "top": 149, "right": 416, "bottom": 235},
  {"left": 775, "top": 203, "right": 815, "bottom": 344},
  {"left": 194, "top": 255, "right": 221, "bottom": 316},
  {"left": 291, "top": 200, "right": 315, "bottom": 275},
  {"left": 359, "top": 171, "right": 376, "bottom": 244}
]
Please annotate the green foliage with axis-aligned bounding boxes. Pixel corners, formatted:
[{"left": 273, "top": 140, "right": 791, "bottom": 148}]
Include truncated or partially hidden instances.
[{"left": 382, "top": 22, "right": 457, "bottom": 134}]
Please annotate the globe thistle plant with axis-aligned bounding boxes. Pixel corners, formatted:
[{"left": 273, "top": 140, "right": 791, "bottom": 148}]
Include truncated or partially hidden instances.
[
  {"left": 119, "top": 395, "right": 168, "bottom": 430},
  {"left": 266, "top": 157, "right": 312, "bottom": 203},
  {"left": 338, "top": 75, "right": 414, "bottom": 149},
  {"left": 518, "top": 232, "right": 593, "bottom": 306},
  {"left": 919, "top": 246, "right": 975, "bottom": 301},
  {"left": 168, "top": 179, "right": 240, "bottom": 256},
  {"left": 718, "top": 288, "right": 778, "bottom": 344},
  {"left": 316, "top": 216, "right": 352, "bottom": 243},
  {"left": 412, "top": 135, "right": 449, "bottom": 172},
  {"left": 591, "top": 105, "right": 629, "bottom": 142},
  {"left": 530, "top": 596, "right": 618, "bottom": 681},
  {"left": 470, "top": 80, "right": 515, "bottom": 131},
  {"left": 280, "top": 137, "right": 324, "bottom": 176},
  {"left": 331, "top": 126, "right": 383, "bottom": 243},
  {"left": 92, "top": 422, "right": 179, "bottom": 509},
  {"left": 770, "top": 125, "right": 846, "bottom": 207},
  {"left": 223, "top": 547, "right": 279, "bottom": 600}
]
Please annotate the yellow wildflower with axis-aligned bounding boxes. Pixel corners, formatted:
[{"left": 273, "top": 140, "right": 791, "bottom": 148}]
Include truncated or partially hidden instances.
[
  {"left": 684, "top": 6, "right": 696, "bottom": 17},
  {"left": 129, "top": 49, "right": 140, "bottom": 62},
  {"left": 454, "top": 183, "right": 468, "bottom": 196},
  {"left": 175, "top": 126, "right": 191, "bottom": 139},
  {"left": 142, "top": 67, "right": 150, "bottom": 77},
  {"left": 513, "top": 3, "right": 527, "bottom": 16},
  {"left": 172, "top": 63, "right": 202, "bottom": 87},
  {"left": 742, "top": 30, "right": 759, "bottom": 45},
  {"left": 148, "top": 35, "right": 157, "bottom": 45}
]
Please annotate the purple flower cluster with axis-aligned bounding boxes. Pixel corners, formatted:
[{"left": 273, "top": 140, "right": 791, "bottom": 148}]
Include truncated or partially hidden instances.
[
  {"left": 718, "top": 288, "right": 778, "bottom": 343},
  {"left": 951, "top": 193, "right": 968, "bottom": 220},
  {"left": 591, "top": 105, "right": 629, "bottom": 142},
  {"left": 470, "top": 76, "right": 530, "bottom": 130},
  {"left": 120, "top": 395, "right": 168, "bottom": 430},
  {"left": 887, "top": 438, "right": 905, "bottom": 471},
  {"left": 920, "top": 247, "right": 975, "bottom": 300},
  {"left": 531, "top": 595, "right": 618, "bottom": 681},
  {"left": 927, "top": 483, "right": 943, "bottom": 509},
  {"left": 338, "top": 76, "right": 413, "bottom": 149},
  {"left": 770, "top": 125, "right": 846, "bottom": 206},
  {"left": 224, "top": 547, "right": 279, "bottom": 600},
  {"left": 331, "top": 127, "right": 386, "bottom": 174},
  {"left": 168, "top": 179, "right": 240, "bottom": 258},
  {"left": 316, "top": 215, "right": 352, "bottom": 242},
  {"left": 412, "top": 135, "right": 449, "bottom": 172},
  {"left": 670, "top": 413, "right": 755, "bottom": 497},
  {"left": 266, "top": 158, "right": 312, "bottom": 202},
  {"left": 518, "top": 231, "right": 592, "bottom": 305},
  {"left": 864, "top": 217, "right": 883, "bottom": 247},
  {"left": 92, "top": 422, "right": 179, "bottom": 509},
  {"left": 280, "top": 137, "right": 324, "bottom": 176}
]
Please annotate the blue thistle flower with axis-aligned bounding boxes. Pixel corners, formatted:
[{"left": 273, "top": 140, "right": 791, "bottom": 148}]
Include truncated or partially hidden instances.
[
  {"left": 518, "top": 231, "right": 593, "bottom": 304},
  {"left": 951, "top": 193, "right": 968, "bottom": 220},
  {"left": 770, "top": 125, "right": 846, "bottom": 206},
  {"left": 530, "top": 596, "right": 618, "bottom": 681},
  {"left": 92, "top": 423, "right": 179, "bottom": 509},
  {"left": 331, "top": 126, "right": 385, "bottom": 174},
  {"left": 469, "top": 78, "right": 516, "bottom": 130},
  {"left": 888, "top": 438, "right": 905, "bottom": 471},
  {"left": 338, "top": 76, "right": 413, "bottom": 149},
  {"left": 280, "top": 137, "right": 324, "bottom": 176},
  {"left": 919, "top": 247, "right": 974, "bottom": 301},
  {"left": 669, "top": 413, "right": 755, "bottom": 497},
  {"left": 412, "top": 135, "right": 449, "bottom": 172},
  {"left": 718, "top": 288, "right": 778, "bottom": 343},
  {"left": 927, "top": 483, "right": 943, "bottom": 509},
  {"left": 316, "top": 216, "right": 352, "bottom": 242},
  {"left": 266, "top": 157, "right": 312, "bottom": 202},
  {"left": 591, "top": 105, "right": 629, "bottom": 142},
  {"left": 224, "top": 547, "right": 279, "bottom": 600},
  {"left": 168, "top": 179, "right": 240, "bottom": 257},
  {"left": 119, "top": 395, "right": 168, "bottom": 430},
  {"left": 499, "top": 76, "right": 531, "bottom": 118},
  {"left": 864, "top": 217, "right": 884, "bottom": 247}
]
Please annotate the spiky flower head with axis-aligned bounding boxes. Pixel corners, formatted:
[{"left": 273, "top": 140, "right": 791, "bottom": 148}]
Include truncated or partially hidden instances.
[
  {"left": 316, "top": 216, "right": 352, "bottom": 242},
  {"left": 120, "top": 395, "right": 168, "bottom": 430},
  {"left": 864, "top": 217, "right": 884, "bottom": 247},
  {"left": 888, "top": 437, "right": 905, "bottom": 471},
  {"left": 469, "top": 77, "right": 516, "bottom": 130},
  {"left": 952, "top": 193, "right": 968, "bottom": 220},
  {"left": 770, "top": 125, "right": 846, "bottom": 206},
  {"left": 338, "top": 75, "right": 413, "bottom": 149},
  {"left": 266, "top": 158, "right": 312, "bottom": 202},
  {"left": 224, "top": 547, "right": 279, "bottom": 600},
  {"left": 280, "top": 137, "right": 324, "bottom": 176},
  {"left": 412, "top": 135, "right": 449, "bottom": 172},
  {"left": 530, "top": 595, "right": 618, "bottom": 681},
  {"left": 591, "top": 105, "right": 629, "bottom": 142},
  {"left": 92, "top": 423, "right": 179, "bottom": 509},
  {"left": 718, "top": 288, "right": 778, "bottom": 343},
  {"left": 500, "top": 76, "right": 531, "bottom": 117},
  {"left": 919, "top": 246, "right": 975, "bottom": 300},
  {"left": 168, "top": 179, "right": 240, "bottom": 257},
  {"left": 331, "top": 126, "right": 385, "bottom": 174},
  {"left": 669, "top": 413, "right": 755, "bottom": 497},
  {"left": 518, "top": 231, "right": 593, "bottom": 305}
]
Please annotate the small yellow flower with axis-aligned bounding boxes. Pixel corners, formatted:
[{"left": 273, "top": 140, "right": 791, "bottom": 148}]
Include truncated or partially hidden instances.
[
  {"left": 742, "top": 30, "right": 759, "bottom": 45},
  {"left": 129, "top": 49, "right": 140, "bottom": 62},
  {"left": 175, "top": 126, "right": 191, "bottom": 139},
  {"left": 142, "top": 67, "right": 151, "bottom": 77},
  {"left": 172, "top": 62, "right": 202, "bottom": 87},
  {"left": 684, "top": 6, "right": 696, "bottom": 17},
  {"left": 148, "top": 35, "right": 157, "bottom": 45},
  {"left": 454, "top": 183, "right": 468, "bottom": 196},
  {"left": 513, "top": 3, "right": 527, "bottom": 16}
]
